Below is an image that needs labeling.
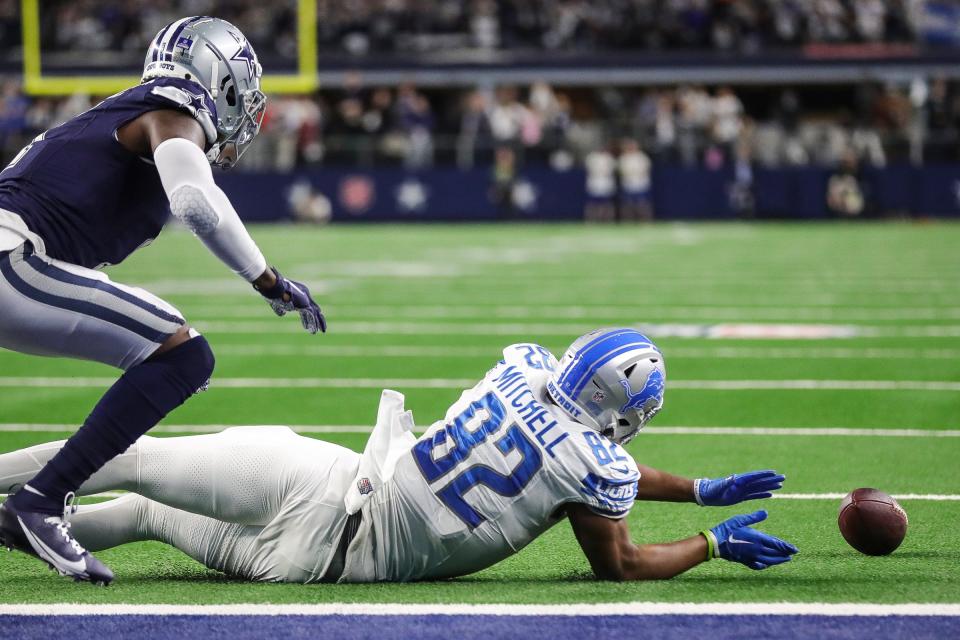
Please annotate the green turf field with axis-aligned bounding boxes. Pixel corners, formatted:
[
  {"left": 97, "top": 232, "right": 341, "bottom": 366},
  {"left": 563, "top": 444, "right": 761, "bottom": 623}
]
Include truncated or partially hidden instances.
[{"left": 0, "top": 222, "right": 958, "bottom": 604}]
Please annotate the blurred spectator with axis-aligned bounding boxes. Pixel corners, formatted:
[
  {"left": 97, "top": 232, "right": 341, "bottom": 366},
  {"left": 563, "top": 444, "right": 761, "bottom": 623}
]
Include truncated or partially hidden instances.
[
  {"left": 710, "top": 86, "right": 744, "bottom": 161},
  {"left": 827, "top": 151, "right": 868, "bottom": 217},
  {"left": 676, "top": 86, "right": 711, "bottom": 167},
  {"left": 457, "top": 90, "right": 494, "bottom": 169},
  {"left": 729, "top": 135, "right": 756, "bottom": 218},
  {"left": 922, "top": 76, "right": 960, "bottom": 162},
  {"left": 287, "top": 180, "right": 333, "bottom": 224},
  {"left": 488, "top": 86, "right": 528, "bottom": 151},
  {"left": 396, "top": 83, "right": 435, "bottom": 169},
  {"left": 617, "top": 138, "right": 653, "bottom": 222},
  {"left": 584, "top": 146, "right": 617, "bottom": 222},
  {"left": 490, "top": 146, "right": 517, "bottom": 218},
  {"left": 0, "top": 79, "right": 29, "bottom": 152}
]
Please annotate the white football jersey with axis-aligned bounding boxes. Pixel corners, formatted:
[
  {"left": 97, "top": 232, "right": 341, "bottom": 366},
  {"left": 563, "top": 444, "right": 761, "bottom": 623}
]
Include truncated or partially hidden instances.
[{"left": 341, "top": 343, "right": 640, "bottom": 582}]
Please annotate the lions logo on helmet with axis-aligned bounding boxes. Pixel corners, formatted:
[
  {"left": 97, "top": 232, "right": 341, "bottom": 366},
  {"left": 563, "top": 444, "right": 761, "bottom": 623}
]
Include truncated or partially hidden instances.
[
  {"left": 142, "top": 16, "right": 266, "bottom": 168},
  {"left": 619, "top": 368, "right": 664, "bottom": 415},
  {"left": 547, "top": 328, "right": 666, "bottom": 445}
]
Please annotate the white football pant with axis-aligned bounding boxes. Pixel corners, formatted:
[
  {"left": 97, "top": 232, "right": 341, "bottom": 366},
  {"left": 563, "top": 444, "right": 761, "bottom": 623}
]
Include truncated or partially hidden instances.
[{"left": 0, "top": 426, "right": 360, "bottom": 582}]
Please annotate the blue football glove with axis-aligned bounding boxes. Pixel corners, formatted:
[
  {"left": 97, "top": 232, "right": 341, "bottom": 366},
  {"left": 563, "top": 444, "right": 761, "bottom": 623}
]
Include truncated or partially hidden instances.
[
  {"left": 694, "top": 470, "right": 785, "bottom": 506},
  {"left": 703, "top": 510, "right": 798, "bottom": 570},
  {"left": 255, "top": 267, "right": 327, "bottom": 334}
]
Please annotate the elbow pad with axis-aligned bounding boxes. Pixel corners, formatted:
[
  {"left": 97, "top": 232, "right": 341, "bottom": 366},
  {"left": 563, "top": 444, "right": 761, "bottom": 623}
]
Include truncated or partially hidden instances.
[
  {"left": 168, "top": 184, "right": 220, "bottom": 235},
  {"left": 154, "top": 138, "right": 267, "bottom": 281}
]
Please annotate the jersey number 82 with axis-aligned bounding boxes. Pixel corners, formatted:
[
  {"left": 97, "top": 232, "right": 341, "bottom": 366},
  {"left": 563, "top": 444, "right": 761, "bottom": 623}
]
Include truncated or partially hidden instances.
[{"left": 413, "top": 392, "right": 542, "bottom": 528}]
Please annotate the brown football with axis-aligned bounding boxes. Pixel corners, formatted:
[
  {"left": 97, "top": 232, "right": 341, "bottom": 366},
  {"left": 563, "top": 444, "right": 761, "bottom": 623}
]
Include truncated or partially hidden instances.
[{"left": 838, "top": 488, "right": 908, "bottom": 556}]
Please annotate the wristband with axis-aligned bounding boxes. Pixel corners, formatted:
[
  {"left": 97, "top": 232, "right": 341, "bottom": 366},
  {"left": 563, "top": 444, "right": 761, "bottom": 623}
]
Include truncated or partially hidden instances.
[
  {"left": 693, "top": 478, "right": 705, "bottom": 506},
  {"left": 700, "top": 530, "right": 717, "bottom": 560}
]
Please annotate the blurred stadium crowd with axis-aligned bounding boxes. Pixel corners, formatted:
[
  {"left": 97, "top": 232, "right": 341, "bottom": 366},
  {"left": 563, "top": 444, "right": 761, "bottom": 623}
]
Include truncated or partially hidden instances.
[
  {"left": 4, "top": 77, "right": 959, "bottom": 172},
  {"left": 1, "top": 0, "right": 960, "bottom": 220},
  {"left": 315, "top": 0, "right": 921, "bottom": 55},
  {"left": 0, "top": 0, "right": 924, "bottom": 58}
]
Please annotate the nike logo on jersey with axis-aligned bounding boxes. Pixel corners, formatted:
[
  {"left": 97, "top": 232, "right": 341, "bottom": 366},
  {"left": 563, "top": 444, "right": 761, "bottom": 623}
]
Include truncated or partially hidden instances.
[
  {"left": 727, "top": 534, "right": 751, "bottom": 545},
  {"left": 610, "top": 465, "right": 631, "bottom": 475}
]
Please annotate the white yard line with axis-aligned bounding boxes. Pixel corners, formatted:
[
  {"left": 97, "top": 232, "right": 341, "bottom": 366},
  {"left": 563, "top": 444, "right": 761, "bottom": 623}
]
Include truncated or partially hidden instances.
[
  {"left": 774, "top": 493, "right": 960, "bottom": 501},
  {"left": 184, "top": 320, "right": 960, "bottom": 339},
  {"left": 652, "top": 426, "right": 960, "bottom": 437},
  {"left": 664, "top": 347, "right": 960, "bottom": 360},
  {"left": 669, "top": 380, "right": 960, "bottom": 391},
  {"left": 3, "top": 424, "right": 958, "bottom": 437},
  {"left": 180, "top": 304, "right": 960, "bottom": 322},
  {"left": 0, "top": 377, "right": 957, "bottom": 391},
  {"left": 0, "top": 603, "right": 957, "bottom": 617},
  {"left": 210, "top": 344, "right": 960, "bottom": 360}
]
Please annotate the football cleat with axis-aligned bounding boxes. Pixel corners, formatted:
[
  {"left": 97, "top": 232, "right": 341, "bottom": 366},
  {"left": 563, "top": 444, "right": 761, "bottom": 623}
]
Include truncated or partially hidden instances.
[{"left": 0, "top": 495, "right": 114, "bottom": 585}]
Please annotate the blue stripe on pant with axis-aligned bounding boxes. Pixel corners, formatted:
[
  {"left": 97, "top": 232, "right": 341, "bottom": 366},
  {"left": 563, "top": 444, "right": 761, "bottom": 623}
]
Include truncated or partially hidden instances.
[
  {"left": 22, "top": 253, "right": 183, "bottom": 326},
  {"left": 0, "top": 244, "right": 184, "bottom": 344}
]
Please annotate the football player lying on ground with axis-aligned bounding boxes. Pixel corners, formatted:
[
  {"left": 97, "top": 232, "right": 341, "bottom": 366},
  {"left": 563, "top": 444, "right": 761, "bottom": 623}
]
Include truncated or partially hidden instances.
[
  {"left": 0, "top": 17, "right": 325, "bottom": 584},
  {"left": 0, "top": 329, "right": 797, "bottom": 583}
]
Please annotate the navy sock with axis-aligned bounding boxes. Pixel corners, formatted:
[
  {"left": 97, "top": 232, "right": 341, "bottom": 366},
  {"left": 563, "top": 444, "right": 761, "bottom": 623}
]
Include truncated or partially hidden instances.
[{"left": 10, "top": 336, "right": 215, "bottom": 514}]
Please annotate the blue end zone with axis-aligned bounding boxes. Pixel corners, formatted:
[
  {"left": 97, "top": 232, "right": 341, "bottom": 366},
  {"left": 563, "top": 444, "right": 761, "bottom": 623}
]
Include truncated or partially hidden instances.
[{"left": 2, "top": 614, "right": 958, "bottom": 640}]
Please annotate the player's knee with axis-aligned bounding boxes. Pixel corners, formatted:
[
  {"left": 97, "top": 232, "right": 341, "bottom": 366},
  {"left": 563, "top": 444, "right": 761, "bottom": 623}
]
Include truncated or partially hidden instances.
[
  {"left": 189, "top": 334, "right": 216, "bottom": 383},
  {"left": 152, "top": 332, "right": 216, "bottom": 392}
]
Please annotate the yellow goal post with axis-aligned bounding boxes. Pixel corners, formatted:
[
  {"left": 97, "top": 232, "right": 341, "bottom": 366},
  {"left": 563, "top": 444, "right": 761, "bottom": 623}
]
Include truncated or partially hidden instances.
[{"left": 21, "top": 0, "right": 318, "bottom": 96}]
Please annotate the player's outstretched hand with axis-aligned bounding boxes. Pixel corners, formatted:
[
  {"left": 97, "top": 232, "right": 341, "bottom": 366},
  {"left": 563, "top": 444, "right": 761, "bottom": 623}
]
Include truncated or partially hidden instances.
[
  {"left": 705, "top": 510, "right": 798, "bottom": 570},
  {"left": 255, "top": 267, "right": 327, "bottom": 334},
  {"left": 694, "top": 470, "right": 785, "bottom": 506}
]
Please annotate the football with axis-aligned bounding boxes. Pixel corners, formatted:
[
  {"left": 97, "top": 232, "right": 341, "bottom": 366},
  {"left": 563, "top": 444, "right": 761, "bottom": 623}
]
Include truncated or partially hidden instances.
[{"left": 838, "top": 488, "right": 908, "bottom": 556}]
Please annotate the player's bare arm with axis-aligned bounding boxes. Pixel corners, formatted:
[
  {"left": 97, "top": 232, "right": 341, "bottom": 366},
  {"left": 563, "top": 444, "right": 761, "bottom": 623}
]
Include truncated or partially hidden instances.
[
  {"left": 634, "top": 465, "right": 785, "bottom": 505},
  {"left": 633, "top": 465, "right": 695, "bottom": 502},
  {"left": 568, "top": 501, "right": 797, "bottom": 580},
  {"left": 568, "top": 503, "right": 708, "bottom": 580}
]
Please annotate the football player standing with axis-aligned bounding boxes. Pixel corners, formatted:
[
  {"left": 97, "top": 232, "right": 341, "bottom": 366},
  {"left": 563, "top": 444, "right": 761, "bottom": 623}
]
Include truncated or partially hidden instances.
[{"left": 0, "top": 17, "right": 324, "bottom": 584}]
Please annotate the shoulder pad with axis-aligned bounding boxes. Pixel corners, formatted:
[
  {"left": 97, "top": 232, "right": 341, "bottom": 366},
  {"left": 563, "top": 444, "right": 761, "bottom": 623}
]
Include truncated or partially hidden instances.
[{"left": 143, "top": 78, "right": 218, "bottom": 146}]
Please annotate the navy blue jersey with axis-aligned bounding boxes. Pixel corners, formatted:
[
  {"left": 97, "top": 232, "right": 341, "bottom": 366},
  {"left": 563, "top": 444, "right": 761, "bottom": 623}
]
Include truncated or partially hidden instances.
[{"left": 0, "top": 77, "right": 217, "bottom": 269}]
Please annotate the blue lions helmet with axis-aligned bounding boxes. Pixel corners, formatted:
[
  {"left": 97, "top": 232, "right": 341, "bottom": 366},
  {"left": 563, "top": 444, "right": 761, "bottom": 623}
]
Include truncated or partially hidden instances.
[
  {"left": 142, "top": 16, "right": 266, "bottom": 168},
  {"left": 546, "top": 328, "right": 665, "bottom": 445}
]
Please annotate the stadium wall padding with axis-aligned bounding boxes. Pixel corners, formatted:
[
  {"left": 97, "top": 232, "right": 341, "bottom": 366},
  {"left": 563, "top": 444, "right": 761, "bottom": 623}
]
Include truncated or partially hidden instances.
[{"left": 214, "top": 165, "right": 960, "bottom": 223}]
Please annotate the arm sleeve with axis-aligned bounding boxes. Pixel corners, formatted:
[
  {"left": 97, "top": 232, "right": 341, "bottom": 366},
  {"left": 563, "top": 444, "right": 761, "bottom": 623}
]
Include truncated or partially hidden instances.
[{"left": 153, "top": 137, "right": 267, "bottom": 281}]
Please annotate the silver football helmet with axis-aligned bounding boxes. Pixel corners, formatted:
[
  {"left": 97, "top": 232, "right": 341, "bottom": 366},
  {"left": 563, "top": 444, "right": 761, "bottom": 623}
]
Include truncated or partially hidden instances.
[
  {"left": 142, "top": 16, "right": 266, "bottom": 168},
  {"left": 546, "top": 328, "right": 665, "bottom": 445}
]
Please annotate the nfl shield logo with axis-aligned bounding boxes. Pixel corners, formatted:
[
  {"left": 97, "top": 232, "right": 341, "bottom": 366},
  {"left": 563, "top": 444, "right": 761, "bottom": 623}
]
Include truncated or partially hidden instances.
[
  {"left": 175, "top": 36, "right": 193, "bottom": 50},
  {"left": 592, "top": 391, "right": 606, "bottom": 403},
  {"left": 357, "top": 477, "right": 374, "bottom": 495}
]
